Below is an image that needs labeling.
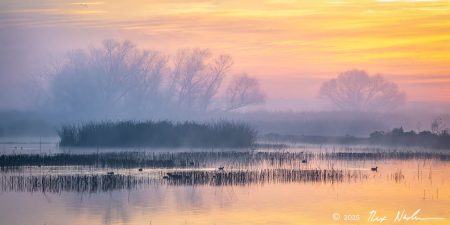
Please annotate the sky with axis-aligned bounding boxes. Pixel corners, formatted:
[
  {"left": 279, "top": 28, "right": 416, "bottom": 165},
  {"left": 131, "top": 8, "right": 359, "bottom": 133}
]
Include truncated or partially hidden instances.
[{"left": 1, "top": 0, "right": 450, "bottom": 111}]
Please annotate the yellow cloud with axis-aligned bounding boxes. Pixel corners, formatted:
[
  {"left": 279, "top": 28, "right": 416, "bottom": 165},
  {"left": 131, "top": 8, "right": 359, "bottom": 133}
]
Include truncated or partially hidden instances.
[{"left": 1, "top": 0, "right": 450, "bottom": 101}]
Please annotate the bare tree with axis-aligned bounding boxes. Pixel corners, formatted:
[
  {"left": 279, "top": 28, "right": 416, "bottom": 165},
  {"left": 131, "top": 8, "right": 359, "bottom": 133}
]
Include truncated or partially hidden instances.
[
  {"left": 319, "top": 69, "right": 406, "bottom": 111},
  {"left": 225, "top": 74, "right": 266, "bottom": 111},
  {"left": 49, "top": 39, "right": 166, "bottom": 119},
  {"left": 168, "top": 48, "right": 233, "bottom": 111},
  {"left": 43, "top": 40, "right": 265, "bottom": 120}
]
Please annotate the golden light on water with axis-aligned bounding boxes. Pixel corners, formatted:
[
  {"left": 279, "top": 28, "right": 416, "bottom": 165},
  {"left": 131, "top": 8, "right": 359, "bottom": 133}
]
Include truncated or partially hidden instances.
[{"left": 1, "top": 151, "right": 449, "bottom": 225}]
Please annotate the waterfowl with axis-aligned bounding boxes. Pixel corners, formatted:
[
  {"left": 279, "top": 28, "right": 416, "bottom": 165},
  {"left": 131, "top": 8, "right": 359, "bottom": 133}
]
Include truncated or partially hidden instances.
[
  {"left": 371, "top": 166, "right": 378, "bottom": 172},
  {"left": 107, "top": 171, "right": 114, "bottom": 175},
  {"left": 138, "top": 168, "right": 143, "bottom": 172},
  {"left": 218, "top": 166, "right": 224, "bottom": 171},
  {"left": 166, "top": 172, "right": 182, "bottom": 179},
  {"left": 301, "top": 159, "right": 307, "bottom": 163}
]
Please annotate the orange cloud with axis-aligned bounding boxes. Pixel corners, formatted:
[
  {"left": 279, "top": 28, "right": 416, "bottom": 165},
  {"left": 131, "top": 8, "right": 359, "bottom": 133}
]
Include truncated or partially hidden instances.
[{"left": 1, "top": 0, "right": 450, "bottom": 104}]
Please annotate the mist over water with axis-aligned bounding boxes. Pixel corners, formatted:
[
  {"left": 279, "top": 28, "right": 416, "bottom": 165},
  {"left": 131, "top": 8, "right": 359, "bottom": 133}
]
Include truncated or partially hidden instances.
[
  {"left": 0, "top": 33, "right": 449, "bottom": 138},
  {"left": 0, "top": 37, "right": 449, "bottom": 138},
  {"left": 1, "top": 1, "right": 450, "bottom": 225}
]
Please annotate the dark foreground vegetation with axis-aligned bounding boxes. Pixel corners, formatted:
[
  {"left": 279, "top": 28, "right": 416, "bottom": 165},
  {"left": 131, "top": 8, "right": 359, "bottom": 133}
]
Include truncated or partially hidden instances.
[
  {"left": 1, "top": 169, "right": 360, "bottom": 193},
  {"left": 59, "top": 121, "right": 256, "bottom": 148},
  {"left": 1, "top": 151, "right": 449, "bottom": 170},
  {"left": 370, "top": 127, "right": 450, "bottom": 149},
  {"left": 1, "top": 149, "right": 447, "bottom": 192},
  {"left": 0, "top": 153, "right": 175, "bottom": 168}
]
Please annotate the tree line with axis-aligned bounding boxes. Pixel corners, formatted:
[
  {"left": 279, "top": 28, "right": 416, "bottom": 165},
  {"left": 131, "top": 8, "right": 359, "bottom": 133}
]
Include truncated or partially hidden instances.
[{"left": 370, "top": 118, "right": 450, "bottom": 149}]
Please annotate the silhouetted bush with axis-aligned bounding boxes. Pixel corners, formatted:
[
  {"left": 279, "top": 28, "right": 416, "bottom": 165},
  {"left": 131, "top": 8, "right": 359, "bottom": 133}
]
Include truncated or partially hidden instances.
[
  {"left": 58, "top": 120, "right": 256, "bottom": 148},
  {"left": 369, "top": 127, "right": 450, "bottom": 149}
]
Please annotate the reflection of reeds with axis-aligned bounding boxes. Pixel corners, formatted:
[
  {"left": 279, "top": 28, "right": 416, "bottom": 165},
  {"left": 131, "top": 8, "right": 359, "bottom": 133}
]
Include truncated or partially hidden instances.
[
  {"left": 2, "top": 149, "right": 445, "bottom": 193},
  {"left": 0, "top": 169, "right": 365, "bottom": 193},
  {"left": 162, "top": 169, "right": 360, "bottom": 185},
  {"left": 391, "top": 170, "right": 405, "bottom": 183},
  {"left": 1, "top": 174, "right": 149, "bottom": 193}
]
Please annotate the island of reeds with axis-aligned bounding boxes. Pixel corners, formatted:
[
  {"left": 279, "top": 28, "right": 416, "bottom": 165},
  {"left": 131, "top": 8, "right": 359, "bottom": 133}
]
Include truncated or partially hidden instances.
[{"left": 58, "top": 120, "right": 256, "bottom": 148}]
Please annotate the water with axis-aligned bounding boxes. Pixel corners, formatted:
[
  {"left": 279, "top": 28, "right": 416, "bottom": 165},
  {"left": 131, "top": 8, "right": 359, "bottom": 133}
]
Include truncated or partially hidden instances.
[{"left": 0, "top": 137, "right": 449, "bottom": 225}]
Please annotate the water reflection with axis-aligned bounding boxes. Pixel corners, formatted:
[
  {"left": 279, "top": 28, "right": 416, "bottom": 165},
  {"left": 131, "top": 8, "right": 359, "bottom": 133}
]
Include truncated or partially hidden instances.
[
  {"left": 1, "top": 176, "right": 448, "bottom": 225},
  {"left": 1, "top": 169, "right": 366, "bottom": 193},
  {"left": 0, "top": 141, "right": 449, "bottom": 225}
]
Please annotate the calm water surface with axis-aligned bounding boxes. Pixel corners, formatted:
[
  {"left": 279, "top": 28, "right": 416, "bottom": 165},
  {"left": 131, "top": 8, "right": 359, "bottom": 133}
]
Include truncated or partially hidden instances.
[{"left": 0, "top": 137, "right": 449, "bottom": 225}]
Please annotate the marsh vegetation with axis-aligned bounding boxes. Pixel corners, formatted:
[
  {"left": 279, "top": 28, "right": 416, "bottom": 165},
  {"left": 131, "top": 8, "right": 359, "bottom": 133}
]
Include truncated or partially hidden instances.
[
  {"left": 2, "top": 150, "right": 449, "bottom": 169},
  {"left": 1, "top": 169, "right": 362, "bottom": 193},
  {"left": 58, "top": 121, "right": 256, "bottom": 148},
  {"left": 1, "top": 147, "right": 449, "bottom": 192}
]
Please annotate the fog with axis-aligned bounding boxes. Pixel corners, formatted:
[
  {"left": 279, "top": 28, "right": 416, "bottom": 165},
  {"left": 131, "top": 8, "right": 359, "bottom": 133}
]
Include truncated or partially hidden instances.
[
  {"left": 1, "top": 38, "right": 450, "bottom": 137},
  {"left": 1, "top": 1, "right": 450, "bottom": 138}
]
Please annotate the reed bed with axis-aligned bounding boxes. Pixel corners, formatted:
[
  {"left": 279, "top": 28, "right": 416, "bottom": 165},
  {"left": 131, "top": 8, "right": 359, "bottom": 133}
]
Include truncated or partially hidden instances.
[
  {"left": 59, "top": 121, "right": 256, "bottom": 148},
  {"left": 0, "top": 152, "right": 175, "bottom": 168},
  {"left": 1, "top": 151, "right": 449, "bottom": 170},
  {"left": 161, "top": 169, "right": 364, "bottom": 186},
  {"left": 1, "top": 149, "right": 445, "bottom": 193},
  {"left": 0, "top": 174, "right": 151, "bottom": 193},
  {"left": 0, "top": 168, "right": 366, "bottom": 193}
]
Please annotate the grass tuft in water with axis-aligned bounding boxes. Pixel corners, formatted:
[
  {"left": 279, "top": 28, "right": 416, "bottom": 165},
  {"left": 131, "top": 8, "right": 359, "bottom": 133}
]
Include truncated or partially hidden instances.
[{"left": 59, "top": 120, "right": 256, "bottom": 148}]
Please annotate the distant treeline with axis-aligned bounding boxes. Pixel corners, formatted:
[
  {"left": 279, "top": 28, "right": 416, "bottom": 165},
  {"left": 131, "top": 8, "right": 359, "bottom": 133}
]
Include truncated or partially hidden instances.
[
  {"left": 263, "top": 127, "right": 450, "bottom": 149},
  {"left": 59, "top": 121, "right": 256, "bottom": 148},
  {"left": 369, "top": 127, "right": 450, "bottom": 149}
]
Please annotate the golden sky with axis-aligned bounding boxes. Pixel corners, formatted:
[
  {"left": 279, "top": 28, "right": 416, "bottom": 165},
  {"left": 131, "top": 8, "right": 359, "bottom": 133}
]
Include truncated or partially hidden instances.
[{"left": 1, "top": 0, "right": 450, "bottom": 109}]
